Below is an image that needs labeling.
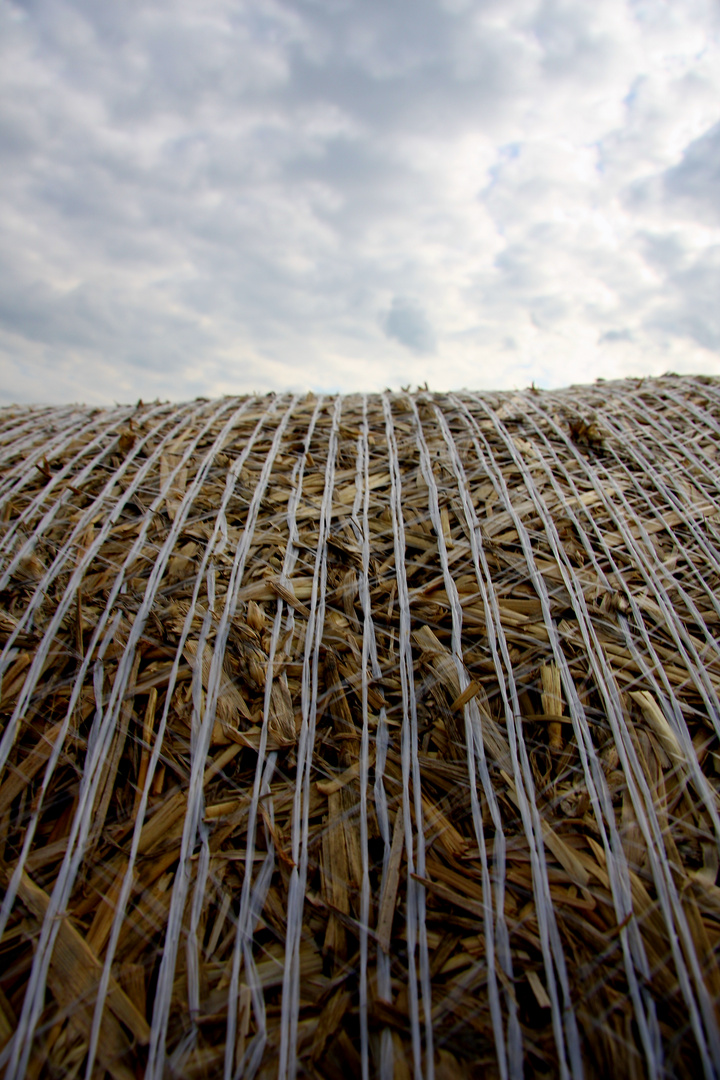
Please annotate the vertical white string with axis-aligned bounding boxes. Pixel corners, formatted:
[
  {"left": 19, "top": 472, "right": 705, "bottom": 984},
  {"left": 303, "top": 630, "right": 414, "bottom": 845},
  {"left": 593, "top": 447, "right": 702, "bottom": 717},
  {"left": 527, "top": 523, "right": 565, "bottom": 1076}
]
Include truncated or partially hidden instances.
[
  {"left": 144, "top": 395, "right": 298, "bottom": 1080},
  {"left": 408, "top": 396, "right": 512, "bottom": 1078},
  {"left": 350, "top": 398, "right": 394, "bottom": 1080},
  {"left": 350, "top": 395, "right": 372, "bottom": 1080},
  {"left": 486, "top": 393, "right": 665, "bottom": 1072},
  {"left": 278, "top": 396, "right": 342, "bottom": 1080},
  {"left": 382, "top": 393, "right": 434, "bottom": 1080},
  {"left": 88, "top": 394, "right": 278, "bottom": 1080},
  {"left": 452, "top": 394, "right": 584, "bottom": 1080},
  {"left": 425, "top": 399, "right": 525, "bottom": 1080},
  {"left": 224, "top": 396, "right": 323, "bottom": 1080}
]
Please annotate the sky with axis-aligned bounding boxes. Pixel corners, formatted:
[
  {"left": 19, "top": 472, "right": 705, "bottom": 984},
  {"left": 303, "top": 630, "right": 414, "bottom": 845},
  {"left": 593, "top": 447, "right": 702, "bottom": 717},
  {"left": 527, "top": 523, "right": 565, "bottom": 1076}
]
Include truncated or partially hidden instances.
[{"left": 1, "top": 0, "right": 720, "bottom": 405}]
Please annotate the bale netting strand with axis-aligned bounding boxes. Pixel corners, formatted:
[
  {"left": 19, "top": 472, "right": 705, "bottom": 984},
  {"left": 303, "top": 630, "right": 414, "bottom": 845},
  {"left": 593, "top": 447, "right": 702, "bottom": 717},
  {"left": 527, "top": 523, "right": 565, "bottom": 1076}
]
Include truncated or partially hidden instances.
[
  {"left": 414, "top": 396, "right": 517, "bottom": 1080},
  {"left": 280, "top": 394, "right": 339, "bottom": 1080},
  {"left": 382, "top": 393, "right": 434, "bottom": 1080},
  {"left": 456, "top": 394, "right": 586, "bottom": 1080},
  {"left": 0, "top": 405, "right": 96, "bottom": 504},
  {"left": 0, "top": 400, "right": 177, "bottom": 589},
  {"left": 85, "top": 393, "right": 271, "bottom": 1080},
  {"left": 227, "top": 395, "right": 324, "bottom": 1080}
]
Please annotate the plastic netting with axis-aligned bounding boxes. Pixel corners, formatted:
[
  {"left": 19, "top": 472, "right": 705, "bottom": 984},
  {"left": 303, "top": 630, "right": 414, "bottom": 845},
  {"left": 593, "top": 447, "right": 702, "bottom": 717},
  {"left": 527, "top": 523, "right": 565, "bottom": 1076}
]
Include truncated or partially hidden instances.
[{"left": 0, "top": 376, "right": 719, "bottom": 1079}]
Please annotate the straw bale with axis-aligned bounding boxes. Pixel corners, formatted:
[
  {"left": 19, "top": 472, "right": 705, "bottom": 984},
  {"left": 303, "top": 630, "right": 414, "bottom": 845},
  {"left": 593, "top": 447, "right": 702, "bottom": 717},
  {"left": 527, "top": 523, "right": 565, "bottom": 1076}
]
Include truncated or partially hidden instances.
[{"left": 1, "top": 376, "right": 719, "bottom": 1078}]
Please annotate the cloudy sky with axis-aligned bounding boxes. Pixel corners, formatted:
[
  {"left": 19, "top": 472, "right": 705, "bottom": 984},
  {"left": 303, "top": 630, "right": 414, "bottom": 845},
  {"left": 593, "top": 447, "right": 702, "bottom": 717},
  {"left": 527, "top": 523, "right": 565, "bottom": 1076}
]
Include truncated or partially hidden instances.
[{"left": 1, "top": 0, "right": 720, "bottom": 404}]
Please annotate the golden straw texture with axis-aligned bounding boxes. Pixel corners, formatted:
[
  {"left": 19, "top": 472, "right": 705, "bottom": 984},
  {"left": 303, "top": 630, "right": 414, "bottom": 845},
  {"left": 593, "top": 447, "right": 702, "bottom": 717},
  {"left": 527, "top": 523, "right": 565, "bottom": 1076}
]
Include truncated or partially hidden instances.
[{"left": 0, "top": 375, "right": 719, "bottom": 1079}]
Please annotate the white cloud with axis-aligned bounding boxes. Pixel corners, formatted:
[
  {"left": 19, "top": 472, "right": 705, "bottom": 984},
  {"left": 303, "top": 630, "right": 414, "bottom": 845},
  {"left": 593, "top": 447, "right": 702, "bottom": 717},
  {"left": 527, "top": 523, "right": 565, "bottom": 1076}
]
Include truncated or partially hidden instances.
[{"left": 0, "top": 0, "right": 719, "bottom": 404}]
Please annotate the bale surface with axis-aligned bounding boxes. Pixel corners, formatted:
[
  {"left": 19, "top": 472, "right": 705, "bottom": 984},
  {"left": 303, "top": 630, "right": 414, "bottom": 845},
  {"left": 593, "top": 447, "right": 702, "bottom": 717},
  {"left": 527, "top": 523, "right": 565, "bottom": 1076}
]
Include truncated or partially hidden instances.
[{"left": 0, "top": 376, "right": 719, "bottom": 1079}]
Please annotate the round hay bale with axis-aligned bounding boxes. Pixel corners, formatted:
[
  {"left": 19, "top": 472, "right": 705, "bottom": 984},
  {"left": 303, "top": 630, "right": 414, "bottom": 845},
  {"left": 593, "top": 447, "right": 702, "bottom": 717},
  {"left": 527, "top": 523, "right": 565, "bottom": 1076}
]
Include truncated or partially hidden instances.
[{"left": 0, "top": 376, "right": 719, "bottom": 1078}]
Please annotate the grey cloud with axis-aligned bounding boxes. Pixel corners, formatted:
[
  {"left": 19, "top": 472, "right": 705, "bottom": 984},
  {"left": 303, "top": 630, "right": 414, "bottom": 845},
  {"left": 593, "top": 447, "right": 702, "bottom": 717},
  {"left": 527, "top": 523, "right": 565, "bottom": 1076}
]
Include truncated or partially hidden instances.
[
  {"left": 530, "top": 0, "right": 617, "bottom": 81},
  {"left": 382, "top": 298, "right": 436, "bottom": 354},
  {"left": 284, "top": 136, "right": 415, "bottom": 230},
  {"left": 626, "top": 228, "right": 720, "bottom": 351},
  {"left": 647, "top": 245, "right": 720, "bottom": 351},
  {"left": 493, "top": 241, "right": 549, "bottom": 296},
  {"left": 624, "top": 121, "right": 720, "bottom": 226},
  {"left": 278, "top": 0, "right": 544, "bottom": 147},
  {"left": 475, "top": 227, "right": 576, "bottom": 319},
  {"left": 662, "top": 121, "right": 720, "bottom": 224},
  {"left": 19, "top": 0, "right": 526, "bottom": 141},
  {"left": 638, "top": 231, "right": 687, "bottom": 272},
  {"left": 599, "top": 329, "right": 633, "bottom": 343},
  {"left": 0, "top": 250, "right": 214, "bottom": 371}
]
